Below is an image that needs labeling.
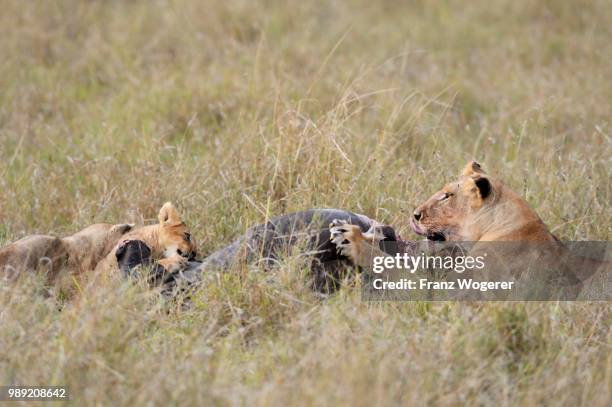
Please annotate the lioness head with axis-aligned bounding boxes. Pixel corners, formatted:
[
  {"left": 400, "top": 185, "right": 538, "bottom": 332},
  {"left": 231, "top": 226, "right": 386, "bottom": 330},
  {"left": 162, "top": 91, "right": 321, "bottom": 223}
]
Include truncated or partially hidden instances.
[
  {"left": 411, "top": 161, "right": 553, "bottom": 241},
  {"left": 157, "top": 202, "right": 197, "bottom": 259},
  {"left": 411, "top": 161, "right": 492, "bottom": 241}
]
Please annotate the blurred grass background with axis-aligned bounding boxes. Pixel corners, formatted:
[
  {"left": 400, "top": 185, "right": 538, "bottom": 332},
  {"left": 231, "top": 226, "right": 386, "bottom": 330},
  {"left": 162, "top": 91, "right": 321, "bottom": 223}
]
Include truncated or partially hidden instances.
[{"left": 0, "top": 0, "right": 610, "bottom": 405}]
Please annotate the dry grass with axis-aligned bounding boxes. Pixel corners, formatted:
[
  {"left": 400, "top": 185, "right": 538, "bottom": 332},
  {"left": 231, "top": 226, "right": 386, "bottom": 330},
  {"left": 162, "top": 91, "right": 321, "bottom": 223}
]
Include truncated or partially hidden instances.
[{"left": 0, "top": 0, "right": 610, "bottom": 405}]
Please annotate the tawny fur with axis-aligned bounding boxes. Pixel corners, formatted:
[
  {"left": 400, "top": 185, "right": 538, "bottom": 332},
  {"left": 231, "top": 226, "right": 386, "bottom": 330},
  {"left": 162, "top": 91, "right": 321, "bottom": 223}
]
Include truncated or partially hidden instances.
[
  {"left": 412, "top": 161, "right": 557, "bottom": 242},
  {"left": 0, "top": 223, "right": 134, "bottom": 286}
]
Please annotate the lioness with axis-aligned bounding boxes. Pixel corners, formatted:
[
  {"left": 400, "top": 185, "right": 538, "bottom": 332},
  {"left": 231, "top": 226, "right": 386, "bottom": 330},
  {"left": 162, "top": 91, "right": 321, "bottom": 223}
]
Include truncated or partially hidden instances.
[
  {"left": 329, "top": 161, "right": 609, "bottom": 299},
  {"left": 409, "top": 161, "right": 555, "bottom": 242},
  {"left": 0, "top": 223, "right": 134, "bottom": 285},
  {"left": 94, "top": 202, "right": 197, "bottom": 275}
]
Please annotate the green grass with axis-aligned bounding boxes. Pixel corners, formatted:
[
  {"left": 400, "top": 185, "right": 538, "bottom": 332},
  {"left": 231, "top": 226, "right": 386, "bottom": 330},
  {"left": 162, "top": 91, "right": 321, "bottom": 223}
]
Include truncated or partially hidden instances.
[{"left": 0, "top": 0, "right": 610, "bottom": 405}]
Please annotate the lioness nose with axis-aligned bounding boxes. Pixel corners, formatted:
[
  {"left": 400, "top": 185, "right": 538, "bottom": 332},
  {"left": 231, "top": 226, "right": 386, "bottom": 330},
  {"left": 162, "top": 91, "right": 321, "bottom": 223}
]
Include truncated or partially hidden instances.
[{"left": 413, "top": 211, "right": 422, "bottom": 221}]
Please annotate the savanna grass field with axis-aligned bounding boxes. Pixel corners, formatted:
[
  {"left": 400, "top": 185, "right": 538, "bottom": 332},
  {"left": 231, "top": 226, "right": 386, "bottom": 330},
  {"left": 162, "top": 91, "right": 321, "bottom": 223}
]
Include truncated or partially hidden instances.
[{"left": 1, "top": 0, "right": 611, "bottom": 405}]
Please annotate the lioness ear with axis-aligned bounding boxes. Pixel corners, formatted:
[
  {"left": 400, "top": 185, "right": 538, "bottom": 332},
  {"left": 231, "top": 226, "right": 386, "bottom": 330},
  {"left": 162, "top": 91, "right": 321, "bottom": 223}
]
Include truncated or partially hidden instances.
[
  {"left": 158, "top": 202, "right": 182, "bottom": 225},
  {"left": 473, "top": 176, "right": 492, "bottom": 200},
  {"left": 462, "top": 160, "right": 486, "bottom": 176},
  {"left": 111, "top": 223, "right": 135, "bottom": 235}
]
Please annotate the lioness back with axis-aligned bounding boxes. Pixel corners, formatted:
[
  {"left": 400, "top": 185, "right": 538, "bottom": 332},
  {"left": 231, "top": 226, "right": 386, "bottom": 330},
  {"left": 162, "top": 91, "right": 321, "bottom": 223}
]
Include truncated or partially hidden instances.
[
  {"left": 0, "top": 223, "right": 133, "bottom": 286},
  {"left": 0, "top": 235, "right": 68, "bottom": 281}
]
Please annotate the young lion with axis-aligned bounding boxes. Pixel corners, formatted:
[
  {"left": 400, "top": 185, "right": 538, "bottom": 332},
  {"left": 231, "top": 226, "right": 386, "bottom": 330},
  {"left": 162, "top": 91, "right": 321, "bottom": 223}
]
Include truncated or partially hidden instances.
[
  {"left": 329, "top": 161, "right": 609, "bottom": 299},
  {"left": 94, "top": 202, "right": 197, "bottom": 275},
  {"left": 0, "top": 223, "right": 134, "bottom": 285}
]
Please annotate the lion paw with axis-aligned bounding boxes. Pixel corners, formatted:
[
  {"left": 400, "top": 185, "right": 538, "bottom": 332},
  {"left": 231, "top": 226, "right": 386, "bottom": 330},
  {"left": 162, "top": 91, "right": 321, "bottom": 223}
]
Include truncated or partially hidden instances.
[
  {"left": 329, "top": 219, "right": 365, "bottom": 262},
  {"left": 158, "top": 254, "right": 188, "bottom": 274}
]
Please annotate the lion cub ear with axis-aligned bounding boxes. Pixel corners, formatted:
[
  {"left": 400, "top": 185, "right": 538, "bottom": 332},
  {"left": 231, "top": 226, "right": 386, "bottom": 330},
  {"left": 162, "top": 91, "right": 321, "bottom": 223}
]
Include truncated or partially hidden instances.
[
  {"left": 158, "top": 202, "right": 182, "bottom": 226},
  {"left": 462, "top": 160, "right": 486, "bottom": 176}
]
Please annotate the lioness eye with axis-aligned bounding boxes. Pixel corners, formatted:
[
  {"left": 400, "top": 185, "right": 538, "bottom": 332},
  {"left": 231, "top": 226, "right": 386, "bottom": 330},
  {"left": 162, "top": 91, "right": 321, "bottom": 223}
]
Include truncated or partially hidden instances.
[
  {"left": 438, "top": 193, "right": 451, "bottom": 201},
  {"left": 184, "top": 233, "right": 191, "bottom": 241}
]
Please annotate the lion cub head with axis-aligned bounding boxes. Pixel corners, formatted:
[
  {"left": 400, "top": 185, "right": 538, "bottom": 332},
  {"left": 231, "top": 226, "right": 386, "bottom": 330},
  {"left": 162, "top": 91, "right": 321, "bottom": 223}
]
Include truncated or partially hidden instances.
[
  {"left": 116, "top": 202, "right": 197, "bottom": 260},
  {"left": 411, "top": 161, "right": 552, "bottom": 241},
  {"left": 155, "top": 202, "right": 197, "bottom": 259}
]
